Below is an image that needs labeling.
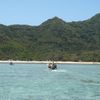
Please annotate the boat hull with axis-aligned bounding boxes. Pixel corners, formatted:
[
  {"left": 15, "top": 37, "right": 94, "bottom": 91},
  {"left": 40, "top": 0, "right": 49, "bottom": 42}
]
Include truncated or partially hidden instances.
[{"left": 48, "top": 63, "right": 57, "bottom": 70}]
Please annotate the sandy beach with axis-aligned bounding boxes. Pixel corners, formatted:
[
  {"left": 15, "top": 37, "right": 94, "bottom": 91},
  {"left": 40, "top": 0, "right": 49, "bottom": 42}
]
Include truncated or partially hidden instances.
[{"left": 0, "top": 60, "right": 100, "bottom": 64}]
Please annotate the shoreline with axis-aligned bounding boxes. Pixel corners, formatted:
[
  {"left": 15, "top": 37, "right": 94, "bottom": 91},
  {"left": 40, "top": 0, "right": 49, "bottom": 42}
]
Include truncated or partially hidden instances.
[{"left": 0, "top": 60, "right": 100, "bottom": 64}]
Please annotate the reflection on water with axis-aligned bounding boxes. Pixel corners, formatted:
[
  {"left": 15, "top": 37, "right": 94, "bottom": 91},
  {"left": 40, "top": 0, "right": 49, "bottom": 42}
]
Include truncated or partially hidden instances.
[{"left": 0, "top": 64, "right": 100, "bottom": 100}]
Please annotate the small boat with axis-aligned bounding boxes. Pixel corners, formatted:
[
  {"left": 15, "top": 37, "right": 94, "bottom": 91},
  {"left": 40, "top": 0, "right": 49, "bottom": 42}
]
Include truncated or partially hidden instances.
[
  {"left": 9, "top": 62, "right": 13, "bottom": 65},
  {"left": 48, "top": 62, "right": 57, "bottom": 70}
]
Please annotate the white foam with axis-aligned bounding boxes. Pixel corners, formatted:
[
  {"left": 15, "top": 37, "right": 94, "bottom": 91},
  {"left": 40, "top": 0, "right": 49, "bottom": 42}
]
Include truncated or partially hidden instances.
[{"left": 52, "top": 69, "right": 66, "bottom": 72}]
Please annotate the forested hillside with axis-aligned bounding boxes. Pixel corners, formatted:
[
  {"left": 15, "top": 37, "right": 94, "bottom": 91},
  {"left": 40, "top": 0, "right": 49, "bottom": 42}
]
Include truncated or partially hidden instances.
[{"left": 0, "top": 13, "right": 100, "bottom": 61}]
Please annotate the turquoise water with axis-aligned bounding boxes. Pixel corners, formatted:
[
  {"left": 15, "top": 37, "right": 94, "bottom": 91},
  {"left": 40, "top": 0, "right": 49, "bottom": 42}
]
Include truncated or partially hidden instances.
[{"left": 0, "top": 64, "right": 100, "bottom": 100}]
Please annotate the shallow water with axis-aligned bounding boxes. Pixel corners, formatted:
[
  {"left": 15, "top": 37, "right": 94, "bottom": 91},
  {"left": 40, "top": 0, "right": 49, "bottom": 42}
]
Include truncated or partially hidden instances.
[{"left": 0, "top": 64, "right": 100, "bottom": 100}]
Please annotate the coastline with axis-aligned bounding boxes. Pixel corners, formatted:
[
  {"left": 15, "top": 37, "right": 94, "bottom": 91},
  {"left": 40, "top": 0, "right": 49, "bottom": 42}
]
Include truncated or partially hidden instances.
[{"left": 0, "top": 60, "right": 100, "bottom": 64}]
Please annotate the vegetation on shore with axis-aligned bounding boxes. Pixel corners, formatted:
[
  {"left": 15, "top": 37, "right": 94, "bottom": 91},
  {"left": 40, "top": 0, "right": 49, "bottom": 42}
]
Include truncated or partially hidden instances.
[{"left": 0, "top": 13, "right": 100, "bottom": 61}]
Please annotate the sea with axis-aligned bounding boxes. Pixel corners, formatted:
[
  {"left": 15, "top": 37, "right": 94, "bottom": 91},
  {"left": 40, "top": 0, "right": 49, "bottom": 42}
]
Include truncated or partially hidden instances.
[{"left": 0, "top": 63, "right": 100, "bottom": 100}]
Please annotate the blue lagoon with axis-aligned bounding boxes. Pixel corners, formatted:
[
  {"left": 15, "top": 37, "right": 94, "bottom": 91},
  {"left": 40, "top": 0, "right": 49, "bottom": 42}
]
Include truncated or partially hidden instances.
[{"left": 0, "top": 63, "right": 100, "bottom": 100}]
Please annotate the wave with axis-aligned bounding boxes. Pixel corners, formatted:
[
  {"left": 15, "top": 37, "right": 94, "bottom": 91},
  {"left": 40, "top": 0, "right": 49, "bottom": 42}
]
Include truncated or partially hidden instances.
[{"left": 51, "top": 69, "right": 67, "bottom": 73}]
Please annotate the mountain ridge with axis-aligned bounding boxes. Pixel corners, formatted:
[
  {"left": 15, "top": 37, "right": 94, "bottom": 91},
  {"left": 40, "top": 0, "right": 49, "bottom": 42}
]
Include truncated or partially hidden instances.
[{"left": 0, "top": 13, "right": 100, "bottom": 61}]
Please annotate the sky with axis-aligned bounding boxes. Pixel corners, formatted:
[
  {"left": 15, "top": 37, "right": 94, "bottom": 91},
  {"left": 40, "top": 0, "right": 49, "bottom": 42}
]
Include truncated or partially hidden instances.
[{"left": 0, "top": 0, "right": 100, "bottom": 26}]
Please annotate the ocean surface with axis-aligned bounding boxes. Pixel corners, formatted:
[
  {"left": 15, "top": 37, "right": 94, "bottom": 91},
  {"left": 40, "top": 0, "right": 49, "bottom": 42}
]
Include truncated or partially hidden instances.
[{"left": 0, "top": 63, "right": 100, "bottom": 100}]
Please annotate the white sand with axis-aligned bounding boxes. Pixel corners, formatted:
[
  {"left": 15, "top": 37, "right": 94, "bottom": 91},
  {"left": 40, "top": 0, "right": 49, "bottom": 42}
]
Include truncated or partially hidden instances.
[{"left": 0, "top": 60, "right": 100, "bottom": 64}]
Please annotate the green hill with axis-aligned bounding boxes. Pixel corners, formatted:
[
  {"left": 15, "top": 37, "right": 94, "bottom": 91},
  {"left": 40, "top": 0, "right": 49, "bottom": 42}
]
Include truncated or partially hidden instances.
[{"left": 0, "top": 13, "right": 100, "bottom": 61}]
